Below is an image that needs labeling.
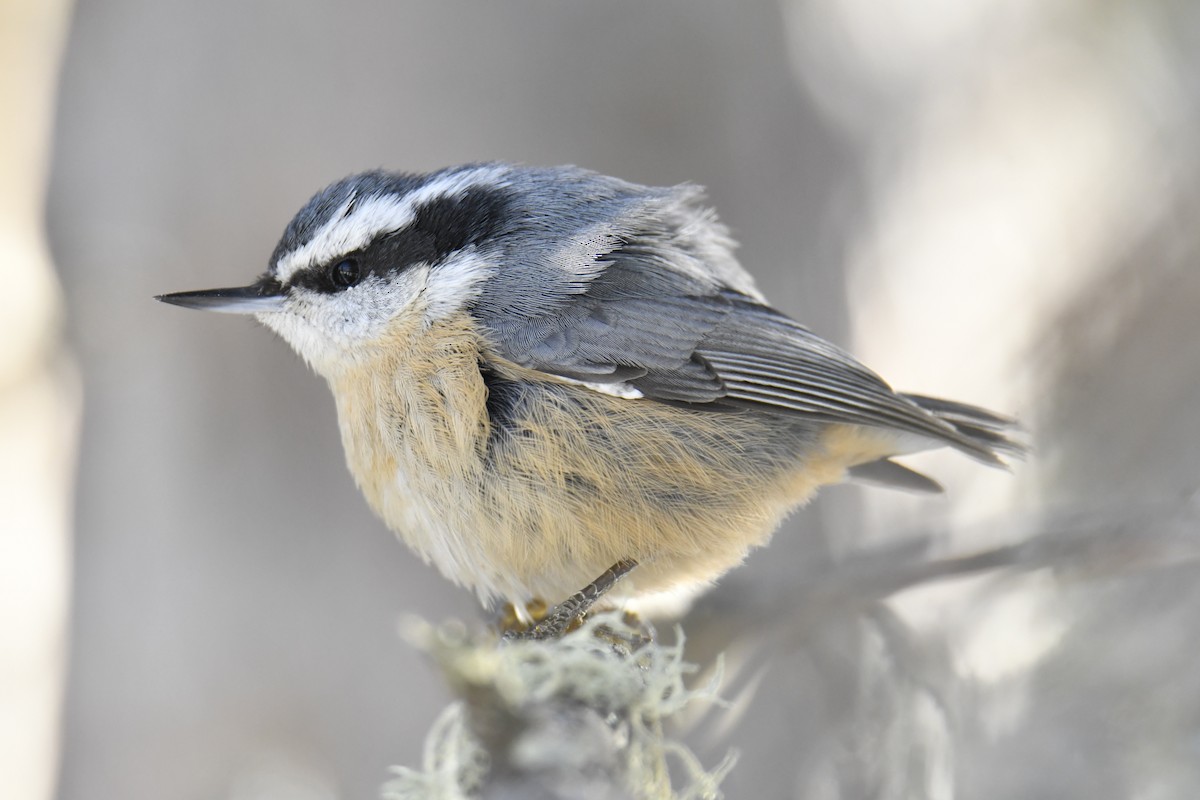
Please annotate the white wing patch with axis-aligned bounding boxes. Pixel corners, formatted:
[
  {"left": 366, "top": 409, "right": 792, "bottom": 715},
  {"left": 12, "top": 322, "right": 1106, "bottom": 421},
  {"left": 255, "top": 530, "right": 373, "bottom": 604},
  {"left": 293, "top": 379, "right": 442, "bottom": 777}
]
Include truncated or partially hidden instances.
[{"left": 556, "top": 375, "right": 646, "bottom": 400}]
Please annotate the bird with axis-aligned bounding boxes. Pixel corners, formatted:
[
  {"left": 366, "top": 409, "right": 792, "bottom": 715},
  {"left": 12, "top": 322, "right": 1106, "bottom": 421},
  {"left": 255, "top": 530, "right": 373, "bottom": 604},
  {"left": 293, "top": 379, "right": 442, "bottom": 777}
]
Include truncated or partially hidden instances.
[{"left": 158, "top": 162, "right": 1023, "bottom": 628}]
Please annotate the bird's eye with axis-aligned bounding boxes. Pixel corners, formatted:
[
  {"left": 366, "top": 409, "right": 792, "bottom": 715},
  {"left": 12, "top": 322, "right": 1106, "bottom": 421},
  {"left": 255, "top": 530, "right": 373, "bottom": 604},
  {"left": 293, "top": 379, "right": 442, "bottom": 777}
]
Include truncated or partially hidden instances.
[{"left": 329, "top": 258, "right": 362, "bottom": 289}]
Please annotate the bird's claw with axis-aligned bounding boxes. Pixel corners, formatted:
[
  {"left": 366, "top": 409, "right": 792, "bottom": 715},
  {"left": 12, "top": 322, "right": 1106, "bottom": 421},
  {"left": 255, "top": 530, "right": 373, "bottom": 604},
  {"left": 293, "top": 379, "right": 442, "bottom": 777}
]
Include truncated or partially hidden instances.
[{"left": 502, "top": 559, "right": 639, "bottom": 641}]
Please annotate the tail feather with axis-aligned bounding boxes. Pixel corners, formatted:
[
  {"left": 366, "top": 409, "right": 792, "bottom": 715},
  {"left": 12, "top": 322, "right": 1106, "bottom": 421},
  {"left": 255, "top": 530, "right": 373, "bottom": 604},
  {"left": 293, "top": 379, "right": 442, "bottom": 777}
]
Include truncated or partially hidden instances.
[
  {"left": 848, "top": 458, "right": 945, "bottom": 494},
  {"left": 901, "top": 393, "right": 1029, "bottom": 462}
]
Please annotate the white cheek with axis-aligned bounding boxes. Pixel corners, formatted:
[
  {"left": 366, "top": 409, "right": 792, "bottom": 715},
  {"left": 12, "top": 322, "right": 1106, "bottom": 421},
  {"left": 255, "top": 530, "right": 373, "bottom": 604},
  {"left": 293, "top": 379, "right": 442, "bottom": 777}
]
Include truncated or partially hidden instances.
[
  {"left": 256, "top": 310, "right": 341, "bottom": 374},
  {"left": 321, "top": 271, "right": 427, "bottom": 341},
  {"left": 256, "top": 272, "right": 430, "bottom": 374}
]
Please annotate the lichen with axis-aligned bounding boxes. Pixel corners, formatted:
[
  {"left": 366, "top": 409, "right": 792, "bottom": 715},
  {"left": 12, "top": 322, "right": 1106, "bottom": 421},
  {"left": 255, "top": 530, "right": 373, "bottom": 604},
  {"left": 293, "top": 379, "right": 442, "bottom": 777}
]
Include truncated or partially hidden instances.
[{"left": 384, "top": 612, "right": 735, "bottom": 800}]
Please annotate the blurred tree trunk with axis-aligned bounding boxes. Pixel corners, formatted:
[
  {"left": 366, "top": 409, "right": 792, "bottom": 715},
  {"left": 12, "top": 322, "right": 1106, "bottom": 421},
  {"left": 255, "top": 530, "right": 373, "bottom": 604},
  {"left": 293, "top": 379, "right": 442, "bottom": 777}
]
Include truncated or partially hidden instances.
[{"left": 0, "top": 1, "right": 79, "bottom": 799}]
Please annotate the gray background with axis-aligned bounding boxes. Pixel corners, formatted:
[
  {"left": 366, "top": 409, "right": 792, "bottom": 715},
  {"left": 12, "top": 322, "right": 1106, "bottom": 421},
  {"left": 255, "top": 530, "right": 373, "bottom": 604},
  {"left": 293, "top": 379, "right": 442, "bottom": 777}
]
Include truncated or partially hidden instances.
[{"left": 47, "top": 1, "right": 1200, "bottom": 798}]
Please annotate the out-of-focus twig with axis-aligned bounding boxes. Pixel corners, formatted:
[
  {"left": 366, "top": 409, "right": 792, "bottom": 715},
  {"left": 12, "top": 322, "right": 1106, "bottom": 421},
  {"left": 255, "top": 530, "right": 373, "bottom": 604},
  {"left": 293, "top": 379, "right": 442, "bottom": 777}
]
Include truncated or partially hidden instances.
[{"left": 694, "top": 496, "right": 1200, "bottom": 655}]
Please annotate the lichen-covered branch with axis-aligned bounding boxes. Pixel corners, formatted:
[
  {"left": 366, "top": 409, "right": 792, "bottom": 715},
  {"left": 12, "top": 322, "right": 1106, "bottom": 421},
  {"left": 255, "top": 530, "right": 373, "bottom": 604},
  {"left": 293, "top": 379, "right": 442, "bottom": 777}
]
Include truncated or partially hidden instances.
[{"left": 385, "top": 614, "right": 735, "bottom": 800}]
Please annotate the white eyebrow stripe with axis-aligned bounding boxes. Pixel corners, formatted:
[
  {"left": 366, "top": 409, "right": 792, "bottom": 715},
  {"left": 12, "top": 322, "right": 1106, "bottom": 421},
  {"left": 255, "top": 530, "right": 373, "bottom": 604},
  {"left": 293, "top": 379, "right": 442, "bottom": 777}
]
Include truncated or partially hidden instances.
[
  {"left": 274, "top": 194, "right": 406, "bottom": 283},
  {"left": 273, "top": 164, "right": 511, "bottom": 284}
]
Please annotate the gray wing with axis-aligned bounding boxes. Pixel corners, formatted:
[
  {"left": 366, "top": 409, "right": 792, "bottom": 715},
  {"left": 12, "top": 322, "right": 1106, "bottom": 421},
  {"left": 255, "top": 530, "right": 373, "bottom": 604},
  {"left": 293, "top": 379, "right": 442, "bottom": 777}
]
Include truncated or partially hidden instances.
[{"left": 474, "top": 240, "right": 1018, "bottom": 465}]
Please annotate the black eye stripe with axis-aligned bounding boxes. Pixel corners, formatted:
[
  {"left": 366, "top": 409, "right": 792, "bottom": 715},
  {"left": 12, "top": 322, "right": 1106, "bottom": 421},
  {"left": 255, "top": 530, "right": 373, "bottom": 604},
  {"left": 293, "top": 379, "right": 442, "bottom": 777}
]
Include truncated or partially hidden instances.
[
  {"left": 411, "top": 186, "right": 508, "bottom": 258},
  {"left": 289, "top": 186, "right": 509, "bottom": 295}
]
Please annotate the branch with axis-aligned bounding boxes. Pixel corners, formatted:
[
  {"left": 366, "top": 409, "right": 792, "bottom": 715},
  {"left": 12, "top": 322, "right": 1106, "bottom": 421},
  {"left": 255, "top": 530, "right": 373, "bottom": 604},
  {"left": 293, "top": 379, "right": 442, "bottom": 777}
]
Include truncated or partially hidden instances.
[{"left": 385, "top": 613, "right": 735, "bottom": 800}]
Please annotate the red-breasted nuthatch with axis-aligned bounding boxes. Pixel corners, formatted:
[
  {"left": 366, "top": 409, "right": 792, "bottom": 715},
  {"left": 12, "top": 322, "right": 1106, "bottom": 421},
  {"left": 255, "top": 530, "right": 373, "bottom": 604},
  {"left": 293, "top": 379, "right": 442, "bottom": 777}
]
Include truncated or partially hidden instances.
[{"left": 159, "top": 163, "right": 1022, "bottom": 620}]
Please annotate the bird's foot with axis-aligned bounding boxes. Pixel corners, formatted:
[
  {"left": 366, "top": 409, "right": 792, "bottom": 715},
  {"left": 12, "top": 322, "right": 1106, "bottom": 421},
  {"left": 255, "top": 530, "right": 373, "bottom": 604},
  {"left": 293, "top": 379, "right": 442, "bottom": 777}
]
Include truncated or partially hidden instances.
[{"left": 501, "top": 559, "right": 639, "bottom": 642}]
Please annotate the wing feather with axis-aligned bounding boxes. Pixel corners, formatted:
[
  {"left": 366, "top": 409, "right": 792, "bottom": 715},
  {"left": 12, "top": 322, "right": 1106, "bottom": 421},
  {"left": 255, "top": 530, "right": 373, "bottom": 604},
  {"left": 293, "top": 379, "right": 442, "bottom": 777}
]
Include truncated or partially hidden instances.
[{"left": 474, "top": 228, "right": 1019, "bottom": 463}]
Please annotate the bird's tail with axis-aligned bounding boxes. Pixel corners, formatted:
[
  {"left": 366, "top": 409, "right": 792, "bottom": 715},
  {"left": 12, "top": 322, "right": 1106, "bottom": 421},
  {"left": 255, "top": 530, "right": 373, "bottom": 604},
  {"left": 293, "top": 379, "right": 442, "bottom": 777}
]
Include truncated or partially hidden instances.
[
  {"left": 901, "top": 393, "right": 1028, "bottom": 462},
  {"left": 846, "top": 394, "right": 1028, "bottom": 494}
]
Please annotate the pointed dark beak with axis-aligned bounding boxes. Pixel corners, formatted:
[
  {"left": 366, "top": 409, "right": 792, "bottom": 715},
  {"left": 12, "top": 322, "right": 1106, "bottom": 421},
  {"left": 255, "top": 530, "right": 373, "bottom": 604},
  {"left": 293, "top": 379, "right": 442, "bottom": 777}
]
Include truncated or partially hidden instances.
[{"left": 156, "top": 280, "right": 286, "bottom": 315}]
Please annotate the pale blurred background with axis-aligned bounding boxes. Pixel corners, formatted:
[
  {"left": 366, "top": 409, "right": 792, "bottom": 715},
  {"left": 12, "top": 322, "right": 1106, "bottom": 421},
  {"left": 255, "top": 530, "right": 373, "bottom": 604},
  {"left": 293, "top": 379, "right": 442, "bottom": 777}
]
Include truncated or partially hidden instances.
[{"left": 3, "top": 0, "right": 1198, "bottom": 797}]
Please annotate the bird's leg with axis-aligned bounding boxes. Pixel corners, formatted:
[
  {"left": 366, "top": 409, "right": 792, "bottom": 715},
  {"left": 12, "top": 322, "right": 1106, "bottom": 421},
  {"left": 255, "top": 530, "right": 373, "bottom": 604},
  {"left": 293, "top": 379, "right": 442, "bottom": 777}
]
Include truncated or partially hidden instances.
[{"left": 504, "top": 559, "right": 639, "bottom": 641}]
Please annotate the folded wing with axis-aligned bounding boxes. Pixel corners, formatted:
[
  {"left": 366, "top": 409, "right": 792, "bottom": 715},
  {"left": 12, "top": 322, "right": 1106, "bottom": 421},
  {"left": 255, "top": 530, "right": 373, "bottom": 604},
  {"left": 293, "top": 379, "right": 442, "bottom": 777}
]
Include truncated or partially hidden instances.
[{"left": 474, "top": 242, "right": 1023, "bottom": 465}]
